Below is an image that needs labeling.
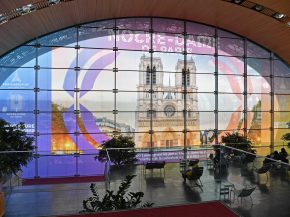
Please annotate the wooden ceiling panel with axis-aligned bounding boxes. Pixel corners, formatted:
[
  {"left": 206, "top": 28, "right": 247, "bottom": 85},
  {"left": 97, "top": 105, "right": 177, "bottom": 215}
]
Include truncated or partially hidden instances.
[{"left": 0, "top": 0, "right": 289, "bottom": 64}]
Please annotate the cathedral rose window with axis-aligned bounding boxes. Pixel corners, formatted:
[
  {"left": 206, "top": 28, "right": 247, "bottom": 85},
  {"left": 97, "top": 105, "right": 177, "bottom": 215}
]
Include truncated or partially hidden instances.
[{"left": 164, "top": 105, "right": 176, "bottom": 117}]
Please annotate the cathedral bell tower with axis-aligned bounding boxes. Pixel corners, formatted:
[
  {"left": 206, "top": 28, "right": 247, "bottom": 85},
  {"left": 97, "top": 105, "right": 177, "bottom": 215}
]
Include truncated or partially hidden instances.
[{"left": 136, "top": 55, "right": 200, "bottom": 148}]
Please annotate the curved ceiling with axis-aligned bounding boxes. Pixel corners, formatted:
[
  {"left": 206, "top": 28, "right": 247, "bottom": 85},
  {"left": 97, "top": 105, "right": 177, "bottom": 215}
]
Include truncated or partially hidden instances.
[{"left": 0, "top": 0, "right": 290, "bottom": 64}]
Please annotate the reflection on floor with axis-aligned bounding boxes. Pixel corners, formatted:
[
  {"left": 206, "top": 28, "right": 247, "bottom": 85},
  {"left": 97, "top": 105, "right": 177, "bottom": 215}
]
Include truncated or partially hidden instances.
[{"left": 4, "top": 160, "right": 290, "bottom": 217}]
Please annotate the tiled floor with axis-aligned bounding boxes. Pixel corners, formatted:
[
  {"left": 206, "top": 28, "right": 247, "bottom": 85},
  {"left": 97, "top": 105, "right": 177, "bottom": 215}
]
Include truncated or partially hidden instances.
[{"left": 4, "top": 160, "right": 290, "bottom": 217}]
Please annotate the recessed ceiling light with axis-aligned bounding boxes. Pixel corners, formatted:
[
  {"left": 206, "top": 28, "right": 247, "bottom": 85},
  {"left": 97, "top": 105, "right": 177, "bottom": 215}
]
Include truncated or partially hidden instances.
[
  {"left": 254, "top": 5, "right": 264, "bottom": 11},
  {"left": 287, "top": 21, "right": 290, "bottom": 27},
  {"left": 273, "top": 13, "right": 286, "bottom": 19},
  {"left": 0, "top": 14, "right": 8, "bottom": 24},
  {"left": 48, "top": 0, "right": 61, "bottom": 5},
  {"left": 233, "top": 0, "right": 244, "bottom": 4},
  {"left": 16, "top": 4, "right": 35, "bottom": 15}
]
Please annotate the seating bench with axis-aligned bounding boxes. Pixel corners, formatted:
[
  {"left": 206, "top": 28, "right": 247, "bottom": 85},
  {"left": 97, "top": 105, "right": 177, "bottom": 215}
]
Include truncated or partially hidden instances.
[{"left": 145, "top": 161, "right": 166, "bottom": 176}]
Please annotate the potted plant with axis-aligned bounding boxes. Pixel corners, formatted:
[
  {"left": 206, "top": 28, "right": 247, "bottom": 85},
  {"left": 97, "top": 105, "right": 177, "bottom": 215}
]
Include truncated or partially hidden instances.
[
  {"left": 221, "top": 132, "right": 252, "bottom": 155},
  {"left": 82, "top": 175, "right": 153, "bottom": 213},
  {"left": 0, "top": 119, "right": 34, "bottom": 216},
  {"left": 281, "top": 122, "right": 290, "bottom": 148},
  {"left": 96, "top": 135, "right": 137, "bottom": 166}
]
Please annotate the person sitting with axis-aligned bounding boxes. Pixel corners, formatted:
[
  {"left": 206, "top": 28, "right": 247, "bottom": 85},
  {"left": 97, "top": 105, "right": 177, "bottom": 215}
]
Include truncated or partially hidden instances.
[
  {"left": 182, "top": 161, "right": 200, "bottom": 182},
  {"left": 263, "top": 155, "right": 272, "bottom": 166},
  {"left": 272, "top": 151, "right": 281, "bottom": 161},
  {"left": 279, "top": 148, "right": 289, "bottom": 164}
]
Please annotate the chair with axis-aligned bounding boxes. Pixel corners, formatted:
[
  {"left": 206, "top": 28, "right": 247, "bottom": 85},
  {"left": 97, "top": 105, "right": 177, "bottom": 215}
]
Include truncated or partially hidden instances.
[
  {"left": 179, "top": 159, "right": 189, "bottom": 173},
  {"left": 231, "top": 186, "right": 256, "bottom": 207},
  {"left": 255, "top": 163, "right": 272, "bottom": 183},
  {"left": 207, "top": 154, "right": 214, "bottom": 170},
  {"left": 185, "top": 167, "right": 204, "bottom": 187}
]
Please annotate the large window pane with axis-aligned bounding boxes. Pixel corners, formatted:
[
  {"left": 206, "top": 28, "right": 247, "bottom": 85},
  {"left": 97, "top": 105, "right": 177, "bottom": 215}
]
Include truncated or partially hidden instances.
[
  {"left": 274, "top": 77, "right": 290, "bottom": 94},
  {"left": 274, "top": 112, "right": 290, "bottom": 129},
  {"left": 117, "top": 18, "right": 151, "bottom": 31},
  {"left": 274, "top": 95, "right": 290, "bottom": 111},
  {"left": 0, "top": 46, "right": 36, "bottom": 68},
  {"left": 247, "top": 41, "right": 270, "bottom": 58},
  {"left": 78, "top": 27, "right": 114, "bottom": 49},
  {"left": 218, "top": 38, "right": 244, "bottom": 56},
  {"left": 186, "top": 35, "right": 215, "bottom": 54},
  {"left": 274, "top": 60, "right": 290, "bottom": 77},
  {"left": 117, "top": 30, "right": 150, "bottom": 51},
  {"left": 218, "top": 112, "right": 244, "bottom": 130},
  {"left": 38, "top": 27, "right": 77, "bottom": 47},
  {"left": 78, "top": 49, "right": 115, "bottom": 70},
  {"left": 38, "top": 47, "right": 77, "bottom": 68},
  {"left": 247, "top": 76, "right": 270, "bottom": 94},
  {"left": 218, "top": 94, "right": 244, "bottom": 111},
  {"left": 153, "top": 18, "right": 184, "bottom": 34},
  {"left": 219, "top": 75, "right": 244, "bottom": 93},
  {"left": 186, "top": 22, "right": 215, "bottom": 36},
  {"left": 247, "top": 58, "right": 270, "bottom": 76}
]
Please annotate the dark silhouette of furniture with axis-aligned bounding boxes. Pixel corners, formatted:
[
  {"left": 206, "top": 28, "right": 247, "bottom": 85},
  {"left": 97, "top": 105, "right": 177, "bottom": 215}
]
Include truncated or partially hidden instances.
[
  {"left": 231, "top": 186, "right": 256, "bottom": 207},
  {"left": 255, "top": 163, "right": 272, "bottom": 183},
  {"left": 145, "top": 161, "right": 166, "bottom": 176},
  {"left": 242, "top": 152, "right": 256, "bottom": 169},
  {"left": 214, "top": 158, "right": 228, "bottom": 175}
]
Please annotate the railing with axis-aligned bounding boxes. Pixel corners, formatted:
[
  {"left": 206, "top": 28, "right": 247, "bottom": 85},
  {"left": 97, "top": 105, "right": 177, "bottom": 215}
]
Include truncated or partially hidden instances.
[
  {"left": 1, "top": 146, "right": 290, "bottom": 217},
  {"left": 104, "top": 149, "right": 111, "bottom": 190}
]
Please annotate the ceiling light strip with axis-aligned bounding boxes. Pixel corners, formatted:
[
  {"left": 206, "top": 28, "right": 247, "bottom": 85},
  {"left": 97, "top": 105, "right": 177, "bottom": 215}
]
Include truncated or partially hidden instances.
[
  {"left": 222, "top": 0, "right": 290, "bottom": 27},
  {"left": 0, "top": 0, "right": 75, "bottom": 26}
]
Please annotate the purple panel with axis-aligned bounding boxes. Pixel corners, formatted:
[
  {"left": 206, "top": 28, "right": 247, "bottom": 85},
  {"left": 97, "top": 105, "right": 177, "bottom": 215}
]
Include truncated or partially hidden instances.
[
  {"left": 153, "top": 33, "right": 184, "bottom": 53},
  {"left": 78, "top": 154, "right": 105, "bottom": 176},
  {"left": 187, "top": 35, "right": 215, "bottom": 54},
  {"left": 117, "top": 30, "right": 150, "bottom": 51},
  {"left": 79, "top": 33, "right": 115, "bottom": 49},
  {"left": 274, "top": 60, "right": 290, "bottom": 77},
  {"left": 37, "top": 155, "right": 76, "bottom": 177},
  {"left": 117, "top": 18, "right": 151, "bottom": 31},
  {"left": 22, "top": 158, "right": 36, "bottom": 178},
  {"left": 153, "top": 18, "right": 184, "bottom": 33},
  {"left": 217, "top": 29, "right": 241, "bottom": 39},
  {"left": 247, "top": 41, "right": 270, "bottom": 58},
  {"left": 186, "top": 22, "right": 215, "bottom": 36},
  {"left": 136, "top": 149, "right": 209, "bottom": 163},
  {"left": 218, "top": 38, "right": 244, "bottom": 56}
]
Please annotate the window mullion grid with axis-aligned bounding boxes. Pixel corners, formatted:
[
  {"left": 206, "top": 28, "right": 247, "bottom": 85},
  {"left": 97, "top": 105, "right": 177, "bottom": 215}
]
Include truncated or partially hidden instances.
[
  {"left": 114, "top": 19, "right": 117, "bottom": 136},
  {"left": 244, "top": 38, "right": 248, "bottom": 139},
  {"left": 75, "top": 25, "right": 80, "bottom": 176},
  {"left": 150, "top": 18, "right": 153, "bottom": 161},
  {"left": 214, "top": 28, "right": 218, "bottom": 144},
  {"left": 34, "top": 37, "right": 39, "bottom": 178},
  {"left": 183, "top": 20, "right": 187, "bottom": 160},
  {"left": 270, "top": 53, "right": 274, "bottom": 153}
]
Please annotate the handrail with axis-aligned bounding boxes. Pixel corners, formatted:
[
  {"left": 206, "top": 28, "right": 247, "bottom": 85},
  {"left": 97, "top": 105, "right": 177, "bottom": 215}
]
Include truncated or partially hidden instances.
[{"left": 219, "top": 145, "right": 290, "bottom": 167}]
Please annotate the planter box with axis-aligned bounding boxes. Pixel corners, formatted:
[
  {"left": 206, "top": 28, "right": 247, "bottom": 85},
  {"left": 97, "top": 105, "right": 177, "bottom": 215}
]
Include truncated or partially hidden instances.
[{"left": 0, "top": 192, "right": 4, "bottom": 217}]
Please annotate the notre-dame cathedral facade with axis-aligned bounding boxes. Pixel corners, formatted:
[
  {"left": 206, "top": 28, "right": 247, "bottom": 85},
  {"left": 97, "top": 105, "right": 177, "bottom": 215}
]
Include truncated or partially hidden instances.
[{"left": 136, "top": 55, "right": 200, "bottom": 148}]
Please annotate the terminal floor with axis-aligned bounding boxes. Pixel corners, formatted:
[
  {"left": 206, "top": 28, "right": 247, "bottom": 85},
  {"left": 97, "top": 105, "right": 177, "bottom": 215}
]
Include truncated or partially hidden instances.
[{"left": 4, "top": 161, "right": 290, "bottom": 217}]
